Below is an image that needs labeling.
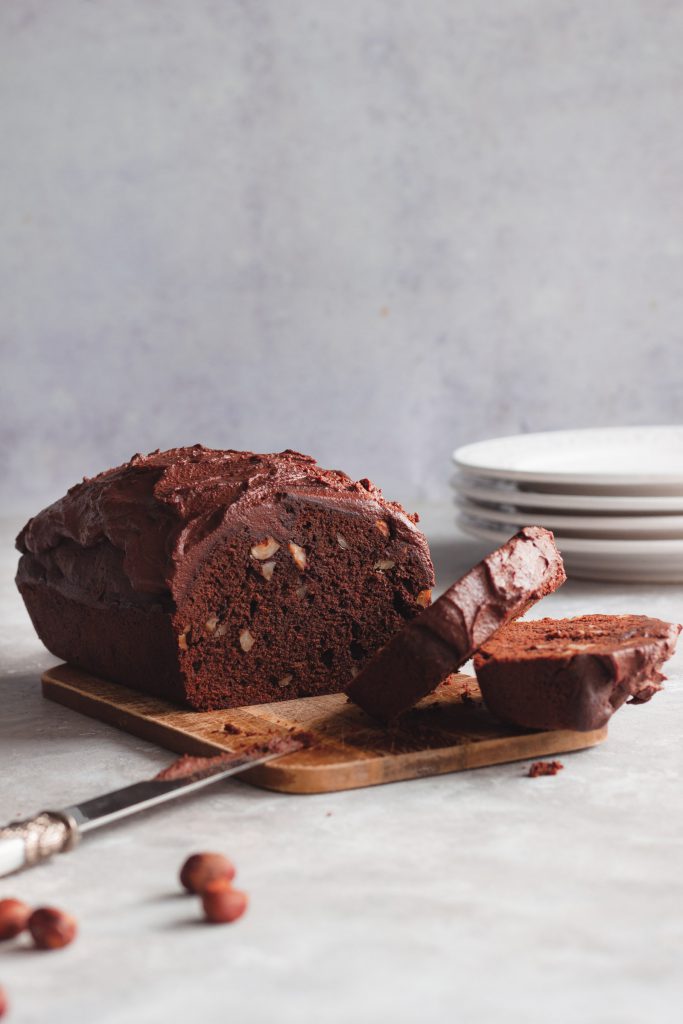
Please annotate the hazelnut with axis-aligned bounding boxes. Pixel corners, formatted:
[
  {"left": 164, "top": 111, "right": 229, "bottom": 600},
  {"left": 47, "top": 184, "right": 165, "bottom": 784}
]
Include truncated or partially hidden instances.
[
  {"left": 260, "top": 560, "right": 276, "bottom": 581},
  {"left": 375, "top": 520, "right": 390, "bottom": 538},
  {"left": 178, "top": 624, "right": 190, "bottom": 651},
  {"left": 201, "top": 879, "right": 249, "bottom": 924},
  {"left": 180, "top": 852, "right": 236, "bottom": 894},
  {"left": 336, "top": 534, "right": 349, "bottom": 550},
  {"left": 277, "top": 674, "right": 293, "bottom": 687},
  {"left": 0, "top": 898, "right": 30, "bottom": 941},
  {"left": 373, "top": 559, "right": 395, "bottom": 571},
  {"left": 250, "top": 537, "right": 280, "bottom": 560},
  {"left": 288, "top": 542, "right": 307, "bottom": 571},
  {"left": 205, "top": 614, "right": 218, "bottom": 633},
  {"left": 239, "top": 629, "right": 255, "bottom": 652},
  {"left": 416, "top": 589, "right": 432, "bottom": 608},
  {"left": 28, "top": 907, "right": 78, "bottom": 950},
  {"left": 215, "top": 622, "right": 228, "bottom": 637}
]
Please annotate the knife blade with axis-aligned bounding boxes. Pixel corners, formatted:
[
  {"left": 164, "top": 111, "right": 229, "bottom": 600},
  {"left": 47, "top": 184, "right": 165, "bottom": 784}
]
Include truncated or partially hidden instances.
[{"left": 0, "top": 744, "right": 299, "bottom": 878}]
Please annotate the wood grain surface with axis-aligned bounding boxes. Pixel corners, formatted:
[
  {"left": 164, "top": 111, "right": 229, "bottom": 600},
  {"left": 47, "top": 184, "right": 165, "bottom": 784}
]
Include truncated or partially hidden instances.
[{"left": 42, "top": 664, "right": 607, "bottom": 794}]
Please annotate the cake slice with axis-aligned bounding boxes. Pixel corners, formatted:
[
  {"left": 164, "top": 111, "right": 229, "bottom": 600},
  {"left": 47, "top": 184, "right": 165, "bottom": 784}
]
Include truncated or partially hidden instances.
[
  {"left": 16, "top": 446, "right": 435, "bottom": 710},
  {"left": 346, "top": 526, "right": 565, "bottom": 721},
  {"left": 474, "top": 614, "right": 681, "bottom": 732}
]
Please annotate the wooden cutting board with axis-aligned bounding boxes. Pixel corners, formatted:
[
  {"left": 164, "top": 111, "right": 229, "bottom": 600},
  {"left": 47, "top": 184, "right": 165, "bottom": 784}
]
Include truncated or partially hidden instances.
[{"left": 42, "top": 664, "right": 607, "bottom": 794}]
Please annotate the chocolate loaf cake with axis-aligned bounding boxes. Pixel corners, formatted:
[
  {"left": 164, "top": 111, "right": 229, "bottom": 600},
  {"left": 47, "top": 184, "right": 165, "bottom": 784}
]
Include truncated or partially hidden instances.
[
  {"left": 16, "top": 446, "right": 435, "bottom": 710},
  {"left": 346, "top": 526, "right": 566, "bottom": 721},
  {"left": 474, "top": 614, "right": 681, "bottom": 732}
]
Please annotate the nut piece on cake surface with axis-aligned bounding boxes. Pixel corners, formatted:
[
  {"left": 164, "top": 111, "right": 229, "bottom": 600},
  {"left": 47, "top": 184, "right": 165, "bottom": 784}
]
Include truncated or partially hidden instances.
[
  {"left": 260, "top": 560, "right": 276, "bottom": 580},
  {"left": 416, "top": 589, "right": 432, "bottom": 608},
  {"left": 0, "top": 898, "right": 30, "bottom": 941},
  {"left": 250, "top": 537, "right": 280, "bottom": 560},
  {"left": 178, "top": 623, "right": 192, "bottom": 650},
  {"left": 373, "top": 559, "right": 395, "bottom": 571},
  {"left": 239, "top": 629, "right": 255, "bottom": 652},
  {"left": 375, "top": 520, "right": 390, "bottom": 538},
  {"left": 288, "top": 542, "right": 307, "bottom": 570},
  {"left": 336, "top": 534, "right": 349, "bottom": 550},
  {"left": 180, "top": 852, "right": 236, "bottom": 894},
  {"left": 201, "top": 879, "right": 249, "bottom": 924},
  {"left": 205, "top": 614, "right": 219, "bottom": 634},
  {"left": 28, "top": 907, "right": 78, "bottom": 950}
]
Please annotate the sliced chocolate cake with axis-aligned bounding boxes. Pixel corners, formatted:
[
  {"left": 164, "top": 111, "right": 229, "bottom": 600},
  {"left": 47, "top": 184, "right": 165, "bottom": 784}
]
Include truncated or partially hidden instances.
[
  {"left": 346, "top": 526, "right": 566, "bottom": 721},
  {"left": 16, "top": 446, "right": 434, "bottom": 710},
  {"left": 474, "top": 614, "right": 681, "bottom": 732}
]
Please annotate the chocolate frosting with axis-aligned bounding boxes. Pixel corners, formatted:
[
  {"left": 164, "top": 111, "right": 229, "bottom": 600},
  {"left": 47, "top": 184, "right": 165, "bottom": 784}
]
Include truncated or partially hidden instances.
[
  {"left": 421, "top": 526, "right": 565, "bottom": 652},
  {"left": 16, "top": 446, "right": 426, "bottom": 608},
  {"left": 152, "top": 732, "right": 310, "bottom": 781},
  {"left": 347, "top": 526, "right": 566, "bottom": 721}
]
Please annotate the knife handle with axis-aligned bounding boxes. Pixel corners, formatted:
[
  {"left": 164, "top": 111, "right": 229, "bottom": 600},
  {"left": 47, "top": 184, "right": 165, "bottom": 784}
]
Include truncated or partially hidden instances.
[{"left": 0, "top": 811, "right": 79, "bottom": 877}]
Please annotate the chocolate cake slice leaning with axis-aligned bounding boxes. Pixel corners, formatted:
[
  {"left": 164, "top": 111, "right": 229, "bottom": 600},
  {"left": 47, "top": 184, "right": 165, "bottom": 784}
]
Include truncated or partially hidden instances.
[
  {"left": 474, "top": 614, "right": 681, "bottom": 732},
  {"left": 16, "top": 446, "right": 434, "bottom": 710},
  {"left": 346, "top": 526, "right": 565, "bottom": 721}
]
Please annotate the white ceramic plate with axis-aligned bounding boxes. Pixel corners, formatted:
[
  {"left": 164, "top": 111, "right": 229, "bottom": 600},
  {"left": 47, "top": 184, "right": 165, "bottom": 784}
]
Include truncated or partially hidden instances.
[
  {"left": 455, "top": 496, "right": 683, "bottom": 538},
  {"left": 453, "top": 426, "right": 683, "bottom": 492},
  {"left": 452, "top": 475, "right": 683, "bottom": 514},
  {"left": 456, "top": 515, "right": 683, "bottom": 582}
]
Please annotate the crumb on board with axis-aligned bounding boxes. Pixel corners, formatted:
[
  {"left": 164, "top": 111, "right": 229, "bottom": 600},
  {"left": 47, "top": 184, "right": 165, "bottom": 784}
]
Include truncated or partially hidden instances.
[
  {"left": 527, "top": 760, "right": 564, "bottom": 778},
  {"left": 223, "top": 723, "right": 241, "bottom": 735}
]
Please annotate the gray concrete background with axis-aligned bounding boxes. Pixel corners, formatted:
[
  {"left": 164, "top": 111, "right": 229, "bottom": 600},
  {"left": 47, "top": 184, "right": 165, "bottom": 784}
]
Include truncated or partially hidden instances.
[{"left": 2, "top": 0, "right": 683, "bottom": 514}]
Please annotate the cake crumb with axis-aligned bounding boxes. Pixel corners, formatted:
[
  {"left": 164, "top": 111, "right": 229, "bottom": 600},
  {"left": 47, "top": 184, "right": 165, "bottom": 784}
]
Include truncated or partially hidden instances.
[
  {"left": 527, "top": 760, "right": 564, "bottom": 778},
  {"left": 223, "top": 723, "right": 241, "bottom": 735}
]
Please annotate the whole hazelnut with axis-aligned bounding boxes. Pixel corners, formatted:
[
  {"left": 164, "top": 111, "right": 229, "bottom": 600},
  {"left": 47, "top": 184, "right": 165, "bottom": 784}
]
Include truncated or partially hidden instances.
[
  {"left": 0, "top": 898, "right": 30, "bottom": 941},
  {"left": 179, "top": 852, "right": 236, "bottom": 895},
  {"left": 201, "top": 879, "right": 248, "bottom": 924},
  {"left": 28, "top": 907, "right": 78, "bottom": 950},
  {"left": 0, "top": 984, "right": 7, "bottom": 1018}
]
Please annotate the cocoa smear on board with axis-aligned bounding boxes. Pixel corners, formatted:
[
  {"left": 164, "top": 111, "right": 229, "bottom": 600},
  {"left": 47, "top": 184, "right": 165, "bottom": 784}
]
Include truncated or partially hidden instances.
[{"left": 154, "top": 731, "right": 313, "bottom": 782}]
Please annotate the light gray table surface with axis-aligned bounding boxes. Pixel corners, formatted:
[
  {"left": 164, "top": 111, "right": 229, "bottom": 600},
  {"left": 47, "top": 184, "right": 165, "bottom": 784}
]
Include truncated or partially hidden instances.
[{"left": 1, "top": 506, "right": 682, "bottom": 1024}]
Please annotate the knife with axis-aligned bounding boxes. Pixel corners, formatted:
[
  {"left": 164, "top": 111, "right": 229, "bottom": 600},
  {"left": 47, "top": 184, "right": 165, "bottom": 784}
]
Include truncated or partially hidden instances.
[{"left": 0, "top": 744, "right": 300, "bottom": 878}]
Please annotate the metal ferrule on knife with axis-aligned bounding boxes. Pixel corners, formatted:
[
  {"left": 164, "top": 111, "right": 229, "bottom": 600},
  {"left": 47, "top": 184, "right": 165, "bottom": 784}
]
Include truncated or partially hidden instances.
[{"left": 0, "top": 748, "right": 293, "bottom": 877}]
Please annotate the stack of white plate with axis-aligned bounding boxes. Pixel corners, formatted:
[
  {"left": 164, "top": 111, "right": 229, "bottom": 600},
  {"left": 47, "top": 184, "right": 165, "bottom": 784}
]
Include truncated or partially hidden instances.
[{"left": 452, "top": 426, "right": 683, "bottom": 583}]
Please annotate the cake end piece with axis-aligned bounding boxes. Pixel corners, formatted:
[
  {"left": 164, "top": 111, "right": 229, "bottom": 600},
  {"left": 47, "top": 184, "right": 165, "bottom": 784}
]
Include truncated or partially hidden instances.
[{"left": 474, "top": 614, "right": 681, "bottom": 732}]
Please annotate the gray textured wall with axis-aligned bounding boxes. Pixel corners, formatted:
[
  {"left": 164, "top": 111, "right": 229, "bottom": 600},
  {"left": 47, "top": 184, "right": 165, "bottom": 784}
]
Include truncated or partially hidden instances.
[{"left": 2, "top": 1, "right": 683, "bottom": 513}]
